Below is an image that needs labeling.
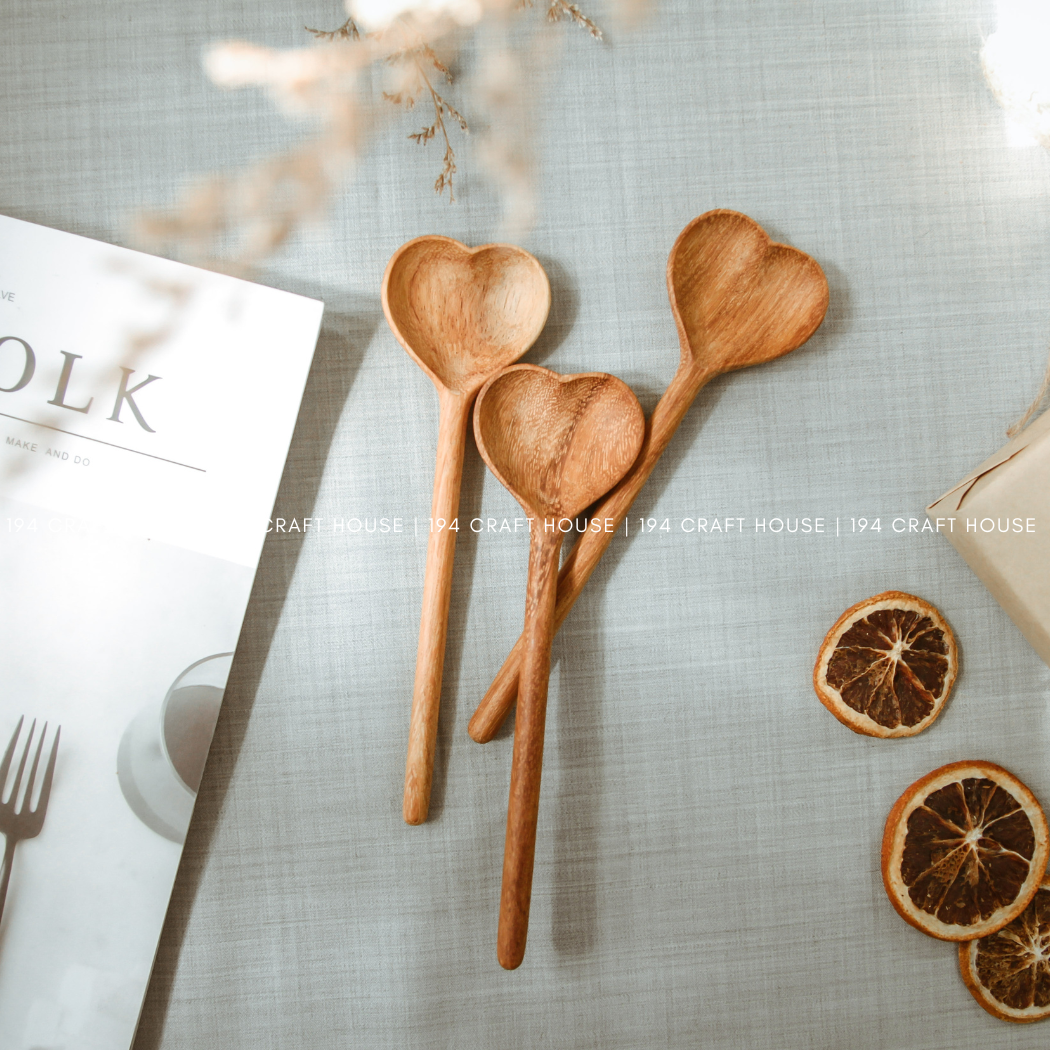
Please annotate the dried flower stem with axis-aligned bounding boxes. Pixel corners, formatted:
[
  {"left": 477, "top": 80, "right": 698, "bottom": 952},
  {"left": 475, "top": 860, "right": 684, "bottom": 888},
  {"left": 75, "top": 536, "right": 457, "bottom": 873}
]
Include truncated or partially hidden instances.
[
  {"left": 546, "top": 0, "right": 603, "bottom": 39},
  {"left": 378, "top": 33, "right": 470, "bottom": 198},
  {"left": 407, "top": 53, "right": 467, "bottom": 200},
  {"left": 136, "top": 0, "right": 631, "bottom": 269},
  {"left": 305, "top": 18, "right": 361, "bottom": 42}
]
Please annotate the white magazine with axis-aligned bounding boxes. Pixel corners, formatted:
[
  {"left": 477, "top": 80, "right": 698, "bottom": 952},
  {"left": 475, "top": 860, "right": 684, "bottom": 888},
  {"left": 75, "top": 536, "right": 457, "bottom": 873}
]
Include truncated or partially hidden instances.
[{"left": 0, "top": 215, "right": 323, "bottom": 1049}]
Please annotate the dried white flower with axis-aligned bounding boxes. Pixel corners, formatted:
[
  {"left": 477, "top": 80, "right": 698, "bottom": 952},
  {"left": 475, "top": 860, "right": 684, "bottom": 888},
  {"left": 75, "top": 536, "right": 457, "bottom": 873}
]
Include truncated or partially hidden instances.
[
  {"left": 983, "top": 35, "right": 1050, "bottom": 148},
  {"left": 348, "top": 0, "right": 485, "bottom": 31},
  {"left": 982, "top": 3, "right": 1050, "bottom": 433},
  {"left": 205, "top": 41, "right": 362, "bottom": 114},
  {"left": 137, "top": 0, "right": 655, "bottom": 270}
]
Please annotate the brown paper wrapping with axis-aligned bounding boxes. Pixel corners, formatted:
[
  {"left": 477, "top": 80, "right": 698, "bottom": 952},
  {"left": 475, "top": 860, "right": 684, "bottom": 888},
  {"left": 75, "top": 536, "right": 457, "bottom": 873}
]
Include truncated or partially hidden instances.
[{"left": 927, "top": 408, "right": 1050, "bottom": 666}]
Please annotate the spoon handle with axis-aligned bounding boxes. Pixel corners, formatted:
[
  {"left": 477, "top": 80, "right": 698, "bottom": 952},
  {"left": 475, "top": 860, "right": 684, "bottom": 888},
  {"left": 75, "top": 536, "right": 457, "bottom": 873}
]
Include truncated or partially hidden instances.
[
  {"left": 468, "top": 365, "right": 708, "bottom": 743},
  {"left": 498, "top": 525, "right": 562, "bottom": 969},
  {"left": 403, "top": 390, "right": 472, "bottom": 825}
]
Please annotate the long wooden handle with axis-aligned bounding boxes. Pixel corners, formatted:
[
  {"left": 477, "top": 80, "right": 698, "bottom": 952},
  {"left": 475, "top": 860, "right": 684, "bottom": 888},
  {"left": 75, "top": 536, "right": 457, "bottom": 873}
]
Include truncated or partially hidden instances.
[
  {"left": 469, "top": 364, "right": 708, "bottom": 744},
  {"left": 498, "top": 525, "right": 562, "bottom": 969},
  {"left": 403, "top": 391, "right": 471, "bottom": 825}
]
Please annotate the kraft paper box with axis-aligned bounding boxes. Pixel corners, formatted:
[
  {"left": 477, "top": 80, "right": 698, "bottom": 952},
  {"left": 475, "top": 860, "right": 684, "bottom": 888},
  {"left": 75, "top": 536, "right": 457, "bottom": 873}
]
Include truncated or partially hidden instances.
[{"left": 927, "top": 408, "right": 1050, "bottom": 666}]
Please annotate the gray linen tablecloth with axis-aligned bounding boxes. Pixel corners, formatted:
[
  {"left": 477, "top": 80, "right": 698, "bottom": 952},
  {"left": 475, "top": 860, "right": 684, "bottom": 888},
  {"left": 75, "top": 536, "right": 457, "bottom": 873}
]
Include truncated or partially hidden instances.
[{"left": 4, "top": 0, "right": 1050, "bottom": 1047}]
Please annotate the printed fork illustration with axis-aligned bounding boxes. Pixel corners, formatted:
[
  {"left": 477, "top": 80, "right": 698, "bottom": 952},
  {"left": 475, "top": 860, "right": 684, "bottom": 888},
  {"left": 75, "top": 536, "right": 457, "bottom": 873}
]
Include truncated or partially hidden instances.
[{"left": 0, "top": 717, "right": 60, "bottom": 924}]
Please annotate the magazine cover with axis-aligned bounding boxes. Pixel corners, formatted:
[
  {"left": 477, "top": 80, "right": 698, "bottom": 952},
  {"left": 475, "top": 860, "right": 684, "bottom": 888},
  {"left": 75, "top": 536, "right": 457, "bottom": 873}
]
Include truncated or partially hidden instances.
[{"left": 0, "top": 215, "right": 323, "bottom": 1049}]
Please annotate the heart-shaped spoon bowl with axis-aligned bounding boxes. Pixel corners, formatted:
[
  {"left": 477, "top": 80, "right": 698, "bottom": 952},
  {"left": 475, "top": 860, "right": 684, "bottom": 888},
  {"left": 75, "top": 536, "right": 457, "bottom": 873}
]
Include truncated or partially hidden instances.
[
  {"left": 668, "top": 209, "right": 829, "bottom": 376},
  {"left": 383, "top": 236, "right": 551, "bottom": 395},
  {"left": 474, "top": 364, "right": 646, "bottom": 520}
]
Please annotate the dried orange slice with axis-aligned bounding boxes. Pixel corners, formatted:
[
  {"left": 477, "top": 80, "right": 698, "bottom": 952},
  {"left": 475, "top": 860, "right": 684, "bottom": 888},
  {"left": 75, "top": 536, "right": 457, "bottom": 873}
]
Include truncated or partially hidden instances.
[
  {"left": 959, "top": 875, "right": 1050, "bottom": 1023},
  {"left": 813, "top": 591, "right": 957, "bottom": 737},
  {"left": 882, "top": 761, "right": 1049, "bottom": 941}
]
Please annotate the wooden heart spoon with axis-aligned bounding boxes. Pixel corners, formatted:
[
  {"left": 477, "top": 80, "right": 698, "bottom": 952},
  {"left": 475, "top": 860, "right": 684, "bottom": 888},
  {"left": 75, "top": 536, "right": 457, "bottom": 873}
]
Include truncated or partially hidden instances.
[
  {"left": 468, "top": 210, "right": 830, "bottom": 743},
  {"left": 474, "top": 363, "right": 645, "bottom": 969},
  {"left": 382, "top": 236, "right": 550, "bottom": 824}
]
